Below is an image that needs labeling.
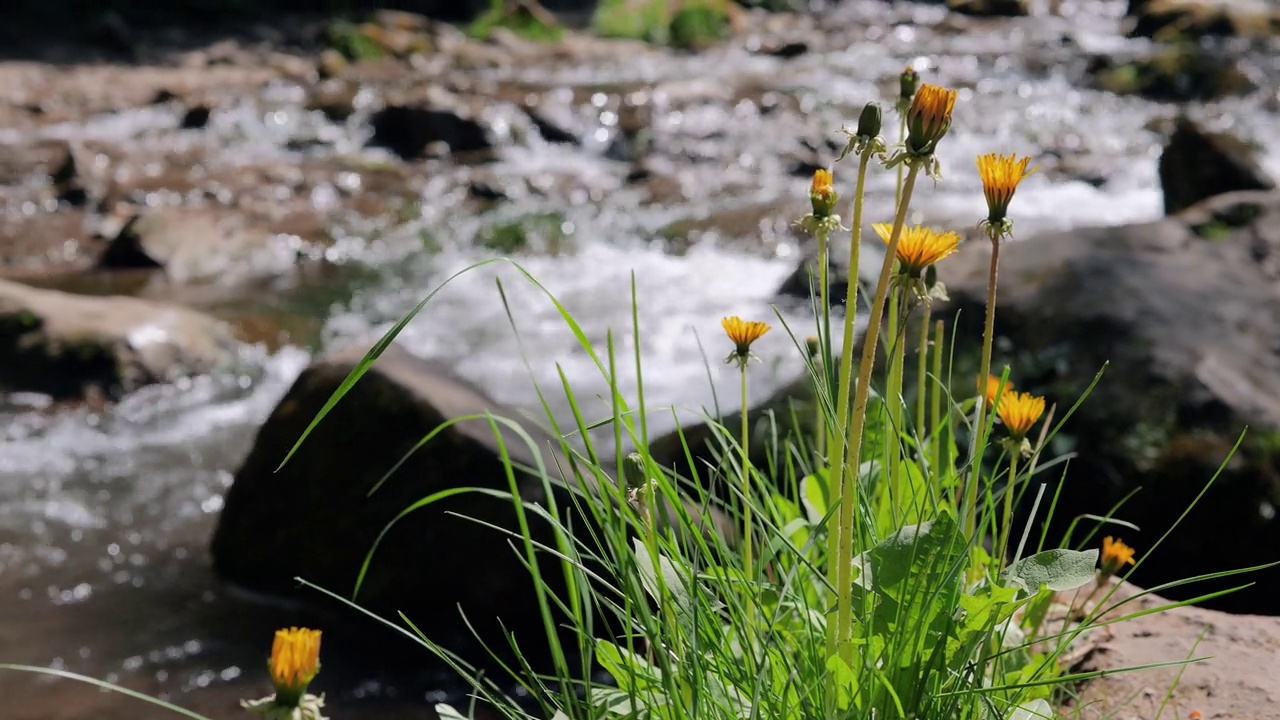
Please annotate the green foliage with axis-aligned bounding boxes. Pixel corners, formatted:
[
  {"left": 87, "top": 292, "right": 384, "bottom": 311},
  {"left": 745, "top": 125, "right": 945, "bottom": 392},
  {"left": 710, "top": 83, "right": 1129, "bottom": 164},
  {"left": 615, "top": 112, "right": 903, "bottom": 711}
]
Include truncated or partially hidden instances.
[
  {"left": 669, "top": 1, "right": 731, "bottom": 50},
  {"left": 327, "top": 20, "right": 385, "bottom": 61},
  {"left": 468, "top": 0, "right": 565, "bottom": 42},
  {"left": 478, "top": 212, "right": 573, "bottom": 254},
  {"left": 593, "top": 0, "right": 731, "bottom": 48}
]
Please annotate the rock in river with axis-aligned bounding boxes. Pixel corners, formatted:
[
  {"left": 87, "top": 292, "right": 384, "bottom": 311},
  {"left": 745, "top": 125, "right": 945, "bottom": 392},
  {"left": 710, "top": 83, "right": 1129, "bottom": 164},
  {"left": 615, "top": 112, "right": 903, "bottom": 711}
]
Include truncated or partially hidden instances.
[
  {"left": 212, "top": 342, "right": 729, "bottom": 670},
  {"left": 1158, "top": 115, "right": 1275, "bottom": 215},
  {"left": 940, "top": 190, "right": 1280, "bottom": 614},
  {"left": 0, "top": 279, "right": 238, "bottom": 399}
]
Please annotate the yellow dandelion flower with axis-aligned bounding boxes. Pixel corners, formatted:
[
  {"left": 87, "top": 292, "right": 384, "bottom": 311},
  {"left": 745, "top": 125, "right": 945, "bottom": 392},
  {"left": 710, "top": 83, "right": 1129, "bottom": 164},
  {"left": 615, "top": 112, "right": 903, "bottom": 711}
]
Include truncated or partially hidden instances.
[
  {"left": 722, "top": 316, "right": 770, "bottom": 368},
  {"left": 872, "top": 222, "right": 960, "bottom": 277},
  {"left": 905, "top": 83, "right": 957, "bottom": 155},
  {"left": 269, "top": 627, "right": 322, "bottom": 704},
  {"left": 1099, "top": 536, "right": 1137, "bottom": 578},
  {"left": 995, "top": 390, "right": 1045, "bottom": 440},
  {"left": 809, "top": 168, "right": 838, "bottom": 218},
  {"left": 983, "top": 374, "right": 1012, "bottom": 408},
  {"left": 977, "top": 153, "right": 1036, "bottom": 229}
]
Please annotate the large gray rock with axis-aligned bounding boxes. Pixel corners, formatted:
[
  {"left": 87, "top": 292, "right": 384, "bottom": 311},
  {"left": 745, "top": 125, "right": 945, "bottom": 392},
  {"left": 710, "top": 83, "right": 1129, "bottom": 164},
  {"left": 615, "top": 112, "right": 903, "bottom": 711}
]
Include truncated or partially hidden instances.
[
  {"left": 939, "top": 190, "right": 1280, "bottom": 614},
  {"left": 0, "top": 278, "right": 238, "bottom": 399},
  {"left": 1159, "top": 116, "right": 1275, "bottom": 215},
  {"left": 212, "top": 343, "right": 728, "bottom": 669}
]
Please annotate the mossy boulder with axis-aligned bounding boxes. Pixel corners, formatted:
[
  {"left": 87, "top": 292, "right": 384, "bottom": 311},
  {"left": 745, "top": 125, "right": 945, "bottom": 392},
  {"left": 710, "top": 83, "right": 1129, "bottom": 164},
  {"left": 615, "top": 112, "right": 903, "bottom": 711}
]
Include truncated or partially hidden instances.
[{"left": 0, "top": 279, "right": 238, "bottom": 399}]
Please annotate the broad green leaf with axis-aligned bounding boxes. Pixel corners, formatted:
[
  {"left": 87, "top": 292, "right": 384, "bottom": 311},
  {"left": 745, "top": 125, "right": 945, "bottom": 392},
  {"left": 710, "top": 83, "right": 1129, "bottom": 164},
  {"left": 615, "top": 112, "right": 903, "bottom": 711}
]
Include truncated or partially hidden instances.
[
  {"left": 633, "top": 538, "right": 692, "bottom": 616},
  {"left": 801, "top": 471, "right": 829, "bottom": 525},
  {"left": 1010, "top": 698, "right": 1053, "bottom": 720},
  {"left": 1005, "top": 549, "right": 1100, "bottom": 593}
]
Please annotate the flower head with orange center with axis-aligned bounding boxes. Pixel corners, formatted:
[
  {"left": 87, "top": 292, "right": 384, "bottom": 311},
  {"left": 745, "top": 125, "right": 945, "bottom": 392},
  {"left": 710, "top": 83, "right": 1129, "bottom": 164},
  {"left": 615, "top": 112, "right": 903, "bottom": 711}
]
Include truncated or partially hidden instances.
[
  {"left": 872, "top": 222, "right": 960, "bottom": 279},
  {"left": 722, "top": 316, "right": 770, "bottom": 368},
  {"left": 809, "top": 168, "right": 838, "bottom": 219},
  {"left": 995, "top": 390, "right": 1045, "bottom": 441},
  {"left": 244, "top": 627, "right": 326, "bottom": 719},
  {"left": 977, "top": 153, "right": 1036, "bottom": 239},
  {"left": 269, "top": 627, "right": 321, "bottom": 703},
  {"left": 1099, "top": 536, "right": 1137, "bottom": 578},
  {"left": 905, "top": 83, "right": 957, "bottom": 156},
  {"left": 983, "top": 374, "right": 1012, "bottom": 408}
]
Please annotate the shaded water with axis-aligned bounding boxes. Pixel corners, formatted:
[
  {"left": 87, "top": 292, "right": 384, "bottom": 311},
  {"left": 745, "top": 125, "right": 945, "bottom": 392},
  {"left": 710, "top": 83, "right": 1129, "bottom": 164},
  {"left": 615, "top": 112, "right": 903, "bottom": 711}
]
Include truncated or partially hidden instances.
[{"left": 2, "top": 2, "right": 1280, "bottom": 717}]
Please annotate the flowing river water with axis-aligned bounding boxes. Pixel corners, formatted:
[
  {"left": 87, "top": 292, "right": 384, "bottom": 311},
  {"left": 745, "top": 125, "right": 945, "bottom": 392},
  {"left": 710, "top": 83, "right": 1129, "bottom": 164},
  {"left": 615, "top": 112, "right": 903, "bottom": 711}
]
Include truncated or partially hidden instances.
[{"left": 1, "top": 2, "right": 1279, "bottom": 718}]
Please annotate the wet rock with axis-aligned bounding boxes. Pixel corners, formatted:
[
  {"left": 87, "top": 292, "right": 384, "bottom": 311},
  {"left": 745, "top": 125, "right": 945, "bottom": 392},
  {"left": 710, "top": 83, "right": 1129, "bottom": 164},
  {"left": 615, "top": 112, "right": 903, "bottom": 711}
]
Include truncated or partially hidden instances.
[
  {"left": 179, "top": 104, "right": 211, "bottom": 130},
  {"left": 369, "top": 88, "right": 498, "bottom": 160},
  {"left": 50, "top": 143, "right": 90, "bottom": 206},
  {"left": 1127, "top": 0, "right": 1280, "bottom": 41},
  {"left": 212, "top": 342, "right": 728, "bottom": 669},
  {"left": 0, "top": 278, "right": 237, "bottom": 399},
  {"left": 98, "top": 209, "right": 296, "bottom": 284},
  {"left": 1158, "top": 116, "right": 1275, "bottom": 215},
  {"left": 1088, "top": 44, "right": 1255, "bottom": 101},
  {"left": 306, "top": 79, "right": 359, "bottom": 121},
  {"left": 524, "top": 102, "right": 580, "bottom": 145},
  {"left": 947, "top": 0, "right": 1029, "bottom": 17},
  {"left": 939, "top": 192, "right": 1280, "bottom": 614},
  {"left": 313, "top": 49, "right": 347, "bottom": 80}
]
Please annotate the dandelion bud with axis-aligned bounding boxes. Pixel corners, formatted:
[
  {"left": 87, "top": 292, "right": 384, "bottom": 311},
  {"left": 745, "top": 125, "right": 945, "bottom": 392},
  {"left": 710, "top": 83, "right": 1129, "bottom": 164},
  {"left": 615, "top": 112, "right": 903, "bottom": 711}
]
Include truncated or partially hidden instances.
[
  {"left": 899, "top": 66, "right": 920, "bottom": 104},
  {"left": 856, "top": 102, "right": 882, "bottom": 140},
  {"left": 809, "top": 169, "right": 838, "bottom": 219},
  {"left": 805, "top": 335, "right": 820, "bottom": 359},
  {"left": 623, "top": 452, "right": 647, "bottom": 489},
  {"left": 905, "top": 84, "right": 957, "bottom": 156}
]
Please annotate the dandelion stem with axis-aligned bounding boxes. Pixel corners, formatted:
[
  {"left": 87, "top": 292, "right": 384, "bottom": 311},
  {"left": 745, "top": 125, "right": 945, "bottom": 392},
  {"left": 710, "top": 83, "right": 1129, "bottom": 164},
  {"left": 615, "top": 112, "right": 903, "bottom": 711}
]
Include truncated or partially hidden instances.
[
  {"left": 816, "top": 225, "right": 831, "bottom": 460},
  {"left": 917, "top": 303, "right": 931, "bottom": 440},
  {"left": 930, "top": 319, "right": 944, "bottom": 490},
  {"left": 835, "top": 161, "right": 922, "bottom": 666},
  {"left": 740, "top": 363, "right": 753, "bottom": 581},
  {"left": 824, "top": 145, "right": 873, "bottom": 669},
  {"left": 966, "top": 237, "right": 1002, "bottom": 539},
  {"left": 999, "top": 450, "right": 1019, "bottom": 570}
]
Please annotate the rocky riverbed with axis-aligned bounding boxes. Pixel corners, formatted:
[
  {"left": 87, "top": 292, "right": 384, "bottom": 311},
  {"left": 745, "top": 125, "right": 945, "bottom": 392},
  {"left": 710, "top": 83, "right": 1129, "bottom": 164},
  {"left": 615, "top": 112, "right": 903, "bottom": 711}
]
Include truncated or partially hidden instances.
[{"left": 2, "top": 1, "right": 1279, "bottom": 718}]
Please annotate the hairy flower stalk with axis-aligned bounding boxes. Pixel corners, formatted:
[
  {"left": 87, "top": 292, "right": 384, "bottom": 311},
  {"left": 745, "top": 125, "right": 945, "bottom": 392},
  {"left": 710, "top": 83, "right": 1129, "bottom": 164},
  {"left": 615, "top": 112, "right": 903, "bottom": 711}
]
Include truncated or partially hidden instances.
[
  {"left": 805, "top": 168, "right": 841, "bottom": 460},
  {"left": 823, "top": 106, "right": 883, "bottom": 672},
  {"left": 723, "top": 316, "right": 770, "bottom": 579},
  {"left": 995, "top": 390, "right": 1045, "bottom": 564},
  {"left": 834, "top": 161, "right": 922, "bottom": 666},
  {"left": 966, "top": 152, "right": 1035, "bottom": 539}
]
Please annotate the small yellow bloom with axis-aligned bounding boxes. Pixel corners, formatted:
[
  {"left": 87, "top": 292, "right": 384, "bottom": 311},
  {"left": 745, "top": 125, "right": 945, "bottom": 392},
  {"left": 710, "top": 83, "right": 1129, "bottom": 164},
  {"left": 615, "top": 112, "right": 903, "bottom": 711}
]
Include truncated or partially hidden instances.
[
  {"left": 983, "top": 374, "right": 1012, "bottom": 408},
  {"left": 872, "top": 223, "right": 960, "bottom": 278},
  {"left": 809, "top": 168, "right": 838, "bottom": 218},
  {"left": 722, "top": 316, "right": 770, "bottom": 368},
  {"left": 977, "top": 153, "right": 1036, "bottom": 229},
  {"left": 1099, "top": 536, "right": 1137, "bottom": 577},
  {"left": 905, "top": 83, "right": 957, "bottom": 155},
  {"left": 995, "top": 390, "right": 1045, "bottom": 440},
  {"left": 269, "top": 627, "right": 322, "bottom": 704}
]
